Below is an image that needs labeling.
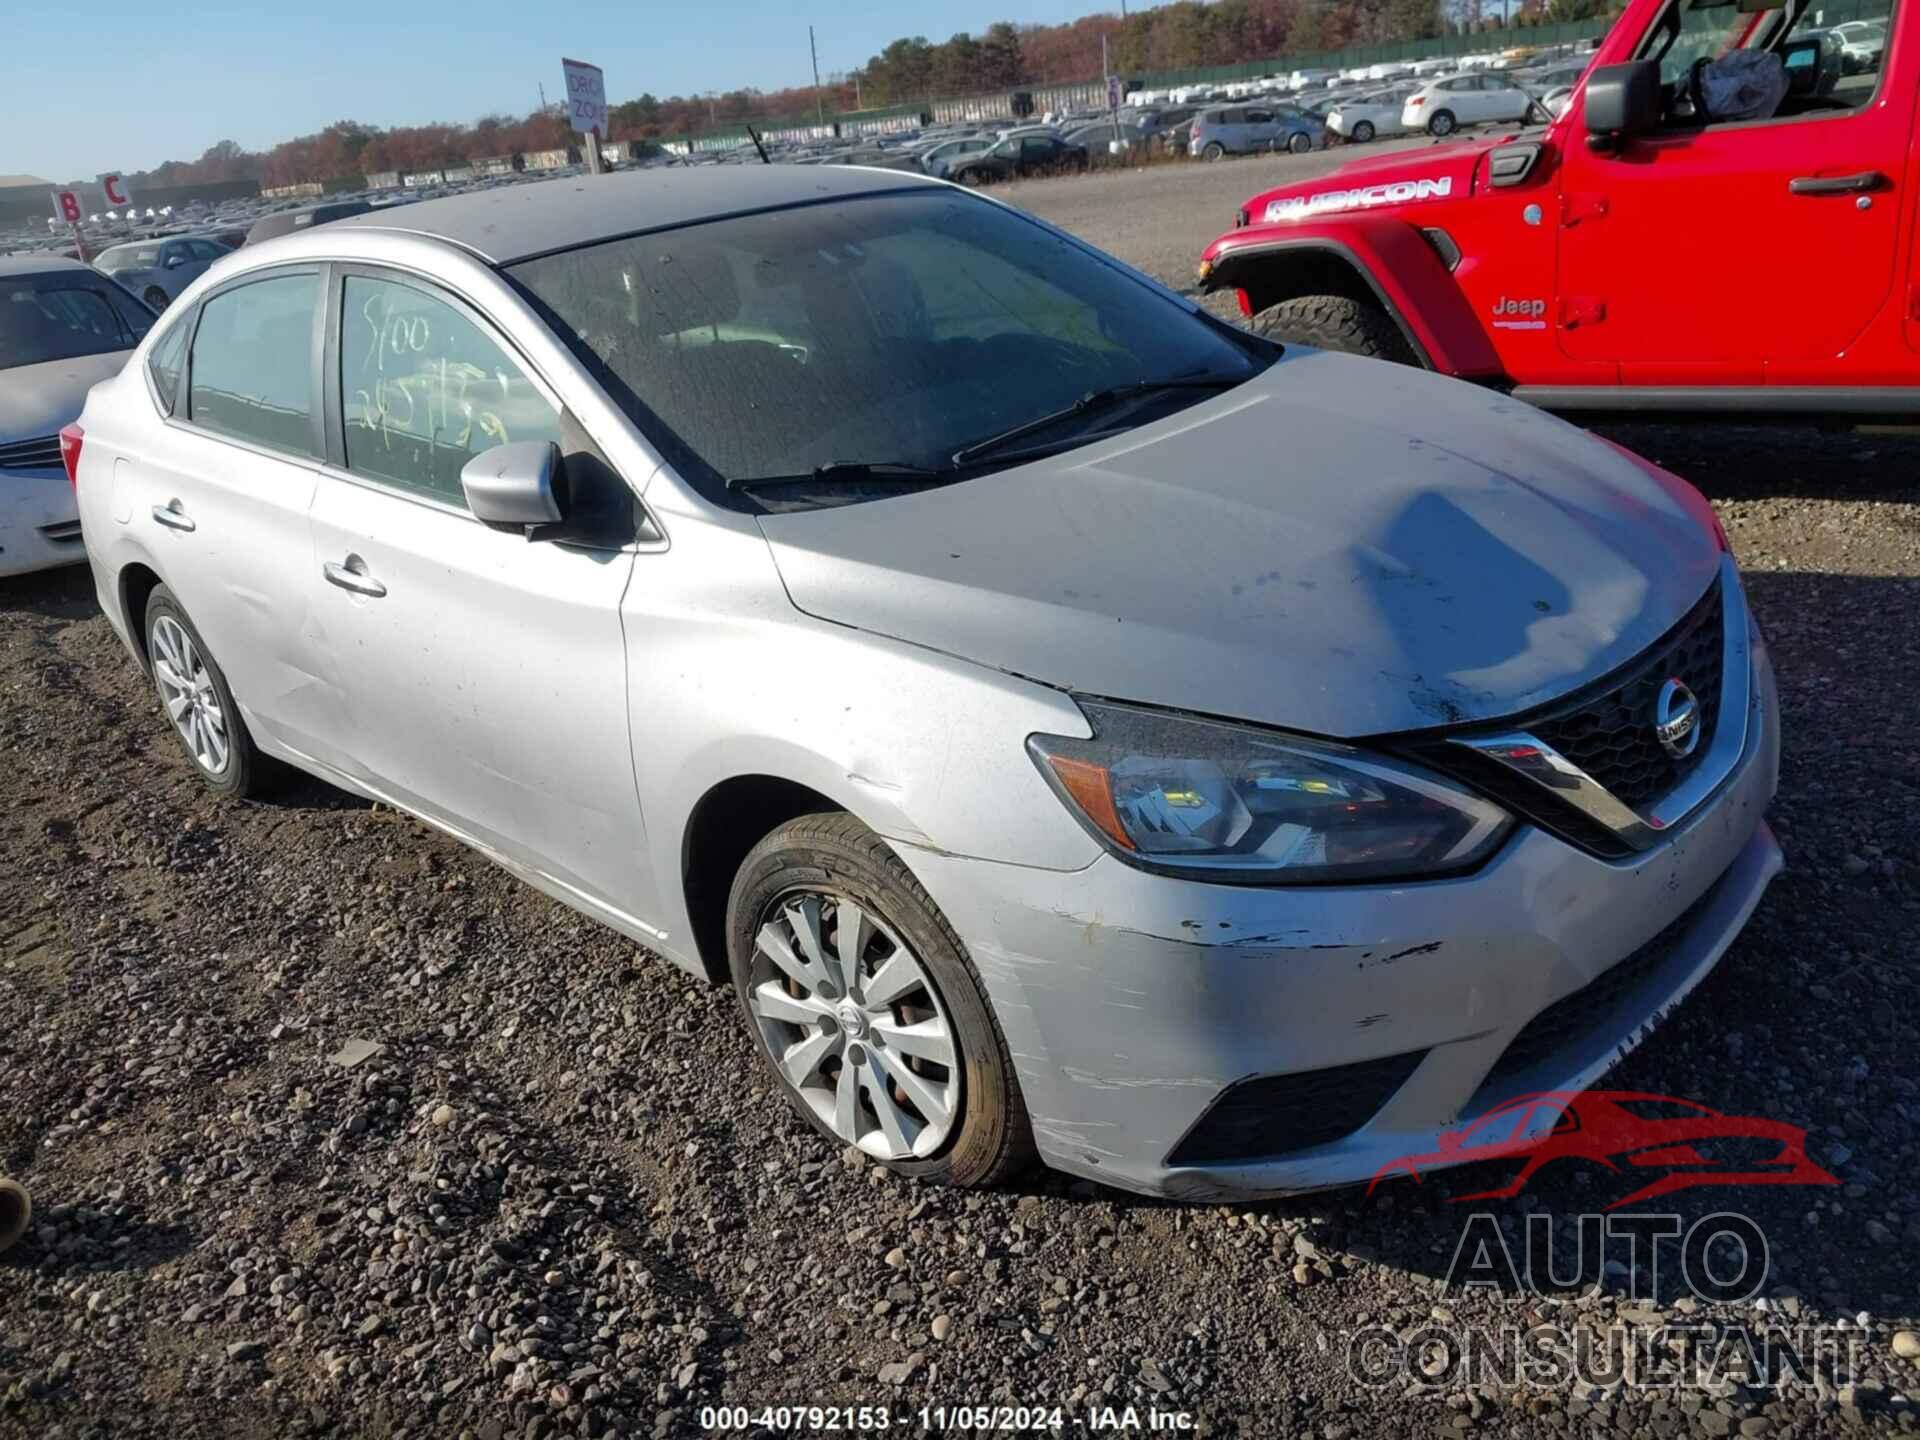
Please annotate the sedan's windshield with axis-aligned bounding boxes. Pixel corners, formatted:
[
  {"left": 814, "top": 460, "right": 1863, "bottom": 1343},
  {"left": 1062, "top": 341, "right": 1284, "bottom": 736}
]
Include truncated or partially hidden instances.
[
  {"left": 96, "top": 245, "right": 161, "bottom": 272},
  {"left": 1, "top": 277, "right": 149, "bottom": 370},
  {"left": 508, "top": 189, "right": 1267, "bottom": 506}
]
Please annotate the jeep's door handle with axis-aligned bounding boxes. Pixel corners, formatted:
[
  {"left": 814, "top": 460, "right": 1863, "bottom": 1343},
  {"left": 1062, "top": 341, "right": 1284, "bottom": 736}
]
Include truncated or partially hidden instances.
[
  {"left": 1789, "top": 171, "right": 1888, "bottom": 196},
  {"left": 150, "top": 502, "right": 195, "bottom": 532},
  {"left": 323, "top": 558, "right": 387, "bottom": 598}
]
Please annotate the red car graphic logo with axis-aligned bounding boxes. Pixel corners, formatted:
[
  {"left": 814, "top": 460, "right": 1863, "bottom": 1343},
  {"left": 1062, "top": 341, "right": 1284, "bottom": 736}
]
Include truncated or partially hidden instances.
[{"left": 1368, "top": 1091, "right": 1839, "bottom": 1210}]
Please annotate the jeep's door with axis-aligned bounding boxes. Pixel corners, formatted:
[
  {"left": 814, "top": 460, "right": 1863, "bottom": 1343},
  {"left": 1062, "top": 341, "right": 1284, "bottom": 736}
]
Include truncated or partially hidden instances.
[{"left": 1558, "top": 0, "right": 1909, "bottom": 383}]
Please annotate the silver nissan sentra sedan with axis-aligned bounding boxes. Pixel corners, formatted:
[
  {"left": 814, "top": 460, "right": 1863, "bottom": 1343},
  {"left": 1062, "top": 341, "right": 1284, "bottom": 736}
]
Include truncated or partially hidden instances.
[{"left": 70, "top": 167, "right": 1781, "bottom": 1200}]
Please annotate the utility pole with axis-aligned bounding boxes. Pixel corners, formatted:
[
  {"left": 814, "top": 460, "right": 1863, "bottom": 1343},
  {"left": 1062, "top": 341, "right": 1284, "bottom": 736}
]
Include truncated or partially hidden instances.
[
  {"left": 539, "top": 82, "right": 548, "bottom": 113},
  {"left": 810, "top": 25, "right": 826, "bottom": 127}
]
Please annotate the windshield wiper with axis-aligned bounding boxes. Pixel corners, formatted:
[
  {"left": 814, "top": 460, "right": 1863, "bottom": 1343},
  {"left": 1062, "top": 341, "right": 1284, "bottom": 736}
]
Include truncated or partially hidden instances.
[
  {"left": 728, "top": 461, "right": 958, "bottom": 494},
  {"left": 949, "top": 373, "right": 1247, "bottom": 467}
]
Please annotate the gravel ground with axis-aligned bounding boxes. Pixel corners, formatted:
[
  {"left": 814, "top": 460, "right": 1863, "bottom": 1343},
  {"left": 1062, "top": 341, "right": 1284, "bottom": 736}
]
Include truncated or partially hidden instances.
[{"left": 3, "top": 151, "right": 1919, "bottom": 1440}]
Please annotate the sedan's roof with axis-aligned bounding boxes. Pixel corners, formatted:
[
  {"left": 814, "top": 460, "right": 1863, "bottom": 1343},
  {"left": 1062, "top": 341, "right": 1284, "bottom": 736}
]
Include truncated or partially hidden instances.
[{"left": 336, "top": 165, "right": 942, "bottom": 265}]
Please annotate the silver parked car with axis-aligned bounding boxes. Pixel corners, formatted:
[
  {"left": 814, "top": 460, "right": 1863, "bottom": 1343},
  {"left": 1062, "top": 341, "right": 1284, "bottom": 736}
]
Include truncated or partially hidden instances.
[
  {"left": 1189, "top": 102, "right": 1324, "bottom": 158},
  {"left": 72, "top": 168, "right": 1781, "bottom": 1200},
  {"left": 2, "top": 256, "right": 153, "bottom": 576},
  {"left": 94, "top": 235, "right": 230, "bottom": 312}
]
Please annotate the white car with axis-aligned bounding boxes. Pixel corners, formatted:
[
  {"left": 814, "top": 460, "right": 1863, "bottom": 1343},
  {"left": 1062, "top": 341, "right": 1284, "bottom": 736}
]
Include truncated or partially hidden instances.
[
  {"left": 1327, "top": 86, "right": 1419, "bottom": 142},
  {"left": 1, "top": 256, "right": 153, "bottom": 576},
  {"left": 1402, "top": 72, "right": 1536, "bottom": 136}
]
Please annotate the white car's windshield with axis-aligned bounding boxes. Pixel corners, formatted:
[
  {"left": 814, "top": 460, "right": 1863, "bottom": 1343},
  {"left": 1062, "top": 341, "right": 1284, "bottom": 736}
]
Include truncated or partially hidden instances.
[{"left": 510, "top": 189, "right": 1268, "bottom": 506}]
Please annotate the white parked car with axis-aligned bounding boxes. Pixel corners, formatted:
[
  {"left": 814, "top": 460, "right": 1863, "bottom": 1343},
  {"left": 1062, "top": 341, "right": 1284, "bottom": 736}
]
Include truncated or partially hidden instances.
[
  {"left": 1, "top": 256, "right": 153, "bottom": 576},
  {"left": 1401, "top": 72, "right": 1536, "bottom": 136},
  {"left": 1327, "top": 86, "right": 1420, "bottom": 142}
]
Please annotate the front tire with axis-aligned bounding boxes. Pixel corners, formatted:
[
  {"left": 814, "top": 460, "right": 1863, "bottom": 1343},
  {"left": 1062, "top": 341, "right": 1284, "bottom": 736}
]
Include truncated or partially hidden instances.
[
  {"left": 1288, "top": 131, "right": 1313, "bottom": 154},
  {"left": 726, "top": 812, "right": 1033, "bottom": 1188},
  {"left": 143, "top": 585, "right": 272, "bottom": 797},
  {"left": 1427, "top": 109, "right": 1457, "bottom": 137},
  {"left": 1250, "top": 294, "right": 1417, "bottom": 366}
]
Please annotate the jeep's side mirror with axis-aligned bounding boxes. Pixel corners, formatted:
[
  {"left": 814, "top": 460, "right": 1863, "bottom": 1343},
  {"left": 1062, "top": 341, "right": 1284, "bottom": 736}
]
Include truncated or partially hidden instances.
[
  {"left": 1584, "top": 59, "right": 1661, "bottom": 150},
  {"left": 461, "top": 440, "right": 569, "bottom": 534}
]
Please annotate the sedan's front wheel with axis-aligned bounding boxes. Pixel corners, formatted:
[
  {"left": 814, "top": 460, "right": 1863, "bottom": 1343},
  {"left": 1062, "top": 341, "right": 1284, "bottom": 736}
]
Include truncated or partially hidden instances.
[
  {"left": 727, "top": 812, "right": 1033, "bottom": 1187},
  {"left": 1288, "top": 131, "right": 1313, "bottom": 154},
  {"left": 143, "top": 585, "right": 271, "bottom": 797}
]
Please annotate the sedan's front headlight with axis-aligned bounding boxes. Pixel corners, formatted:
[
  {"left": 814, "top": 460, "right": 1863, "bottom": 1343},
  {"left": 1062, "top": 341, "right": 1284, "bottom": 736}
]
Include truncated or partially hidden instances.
[{"left": 1029, "top": 701, "right": 1511, "bottom": 884}]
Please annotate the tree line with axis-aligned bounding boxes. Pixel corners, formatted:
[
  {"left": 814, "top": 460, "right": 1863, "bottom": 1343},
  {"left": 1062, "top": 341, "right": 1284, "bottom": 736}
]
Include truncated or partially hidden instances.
[{"left": 126, "top": 0, "right": 1611, "bottom": 190}]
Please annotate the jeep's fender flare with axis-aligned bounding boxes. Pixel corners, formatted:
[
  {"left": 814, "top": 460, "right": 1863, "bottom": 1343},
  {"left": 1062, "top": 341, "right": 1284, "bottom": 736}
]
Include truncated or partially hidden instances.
[{"left": 1203, "top": 216, "right": 1503, "bottom": 379}]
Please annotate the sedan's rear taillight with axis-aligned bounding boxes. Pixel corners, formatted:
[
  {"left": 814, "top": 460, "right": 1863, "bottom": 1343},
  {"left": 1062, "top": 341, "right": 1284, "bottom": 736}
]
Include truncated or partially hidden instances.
[
  {"left": 59, "top": 423, "right": 84, "bottom": 490},
  {"left": 1408, "top": 96, "right": 1427, "bottom": 107}
]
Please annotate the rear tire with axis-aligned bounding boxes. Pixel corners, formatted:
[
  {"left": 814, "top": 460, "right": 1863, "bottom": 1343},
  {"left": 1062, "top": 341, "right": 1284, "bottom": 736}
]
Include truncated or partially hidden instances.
[
  {"left": 1352, "top": 120, "right": 1376, "bottom": 142},
  {"left": 1427, "top": 109, "right": 1457, "bottom": 137},
  {"left": 1250, "top": 295, "right": 1418, "bottom": 366},
  {"left": 142, "top": 585, "right": 274, "bottom": 797},
  {"left": 1201, "top": 142, "right": 1225, "bottom": 161},
  {"left": 726, "top": 811, "right": 1034, "bottom": 1189}
]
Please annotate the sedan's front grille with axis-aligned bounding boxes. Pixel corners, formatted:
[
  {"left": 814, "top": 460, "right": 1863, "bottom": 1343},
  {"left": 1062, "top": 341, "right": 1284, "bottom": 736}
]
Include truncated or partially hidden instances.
[
  {"left": 1529, "top": 582, "right": 1725, "bottom": 809},
  {"left": 0, "top": 435, "right": 63, "bottom": 470}
]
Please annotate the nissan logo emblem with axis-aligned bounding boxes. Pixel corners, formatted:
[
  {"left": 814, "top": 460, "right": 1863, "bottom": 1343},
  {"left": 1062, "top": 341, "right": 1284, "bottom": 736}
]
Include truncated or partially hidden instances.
[{"left": 1654, "top": 678, "right": 1701, "bottom": 759}]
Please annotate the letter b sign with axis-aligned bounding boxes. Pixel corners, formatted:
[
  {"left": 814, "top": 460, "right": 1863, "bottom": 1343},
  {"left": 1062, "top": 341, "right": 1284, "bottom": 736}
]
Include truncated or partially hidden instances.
[{"left": 54, "top": 190, "right": 82, "bottom": 224}]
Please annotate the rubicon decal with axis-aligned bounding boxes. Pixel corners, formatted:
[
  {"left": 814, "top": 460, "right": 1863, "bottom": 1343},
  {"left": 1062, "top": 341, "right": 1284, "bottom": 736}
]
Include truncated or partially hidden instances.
[
  {"left": 1265, "top": 175, "right": 1452, "bottom": 221},
  {"left": 1367, "top": 1091, "right": 1839, "bottom": 1211}
]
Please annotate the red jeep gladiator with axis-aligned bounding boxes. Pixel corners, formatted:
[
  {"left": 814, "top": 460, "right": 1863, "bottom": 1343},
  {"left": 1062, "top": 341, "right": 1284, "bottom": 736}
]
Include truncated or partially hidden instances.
[{"left": 1197, "top": 0, "right": 1913, "bottom": 419}]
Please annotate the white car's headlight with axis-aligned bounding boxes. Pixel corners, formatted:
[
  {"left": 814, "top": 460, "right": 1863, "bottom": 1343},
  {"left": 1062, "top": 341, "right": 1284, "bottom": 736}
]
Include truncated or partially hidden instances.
[{"left": 1029, "top": 701, "right": 1511, "bottom": 884}]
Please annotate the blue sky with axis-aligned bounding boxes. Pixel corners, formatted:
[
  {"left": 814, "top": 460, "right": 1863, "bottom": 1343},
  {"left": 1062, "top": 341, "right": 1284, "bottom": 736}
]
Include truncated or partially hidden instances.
[{"left": 14, "top": 0, "right": 1103, "bottom": 182}]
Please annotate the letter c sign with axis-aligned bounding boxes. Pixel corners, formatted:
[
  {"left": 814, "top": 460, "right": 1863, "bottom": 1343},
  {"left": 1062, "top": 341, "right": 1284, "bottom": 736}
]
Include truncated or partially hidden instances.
[{"left": 100, "top": 174, "right": 131, "bottom": 208}]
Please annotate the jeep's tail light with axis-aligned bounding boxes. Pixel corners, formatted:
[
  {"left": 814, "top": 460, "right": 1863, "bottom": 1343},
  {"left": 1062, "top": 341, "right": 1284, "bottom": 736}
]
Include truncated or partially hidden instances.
[
  {"left": 58, "top": 423, "right": 84, "bottom": 490},
  {"left": 1235, "top": 288, "right": 1253, "bottom": 318}
]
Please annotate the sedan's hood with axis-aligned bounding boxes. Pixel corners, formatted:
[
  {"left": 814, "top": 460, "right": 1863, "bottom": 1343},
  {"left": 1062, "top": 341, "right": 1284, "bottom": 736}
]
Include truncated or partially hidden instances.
[
  {"left": 760, "top": 351, "right": 1721, "bottom": 739},
  {"left": 0, "top": 352, "right": 131, "bottom": 443}
]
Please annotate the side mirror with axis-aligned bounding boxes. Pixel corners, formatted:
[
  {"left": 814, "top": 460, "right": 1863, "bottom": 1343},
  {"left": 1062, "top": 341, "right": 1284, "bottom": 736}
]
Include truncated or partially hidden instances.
[
  {"left": 460, "top": 440, "right": 568, "bottom": 533},
  {"left": 1584, "top": 60, "right": 1661, "bottom": 149}
]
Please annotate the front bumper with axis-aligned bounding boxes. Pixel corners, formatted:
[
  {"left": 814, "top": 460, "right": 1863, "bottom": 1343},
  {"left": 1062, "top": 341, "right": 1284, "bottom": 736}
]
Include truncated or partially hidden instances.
[
  {"left": 1, "top": 468, "right": 84, "bottom": 578},
  {"left": 898, "top": 623, "right": 1782, "bottom": 1201}
]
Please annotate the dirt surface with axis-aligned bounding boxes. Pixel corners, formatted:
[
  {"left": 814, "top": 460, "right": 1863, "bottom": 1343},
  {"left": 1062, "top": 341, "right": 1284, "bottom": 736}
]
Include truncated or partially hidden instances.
[{"left": 3, "top": 151, "right": 1919, "bottom": 1440}]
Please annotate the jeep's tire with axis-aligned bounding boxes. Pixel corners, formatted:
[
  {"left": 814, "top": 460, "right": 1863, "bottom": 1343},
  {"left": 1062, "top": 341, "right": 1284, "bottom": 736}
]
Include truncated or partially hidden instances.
[
  {"left": 142, "top": 585, "right": 275, "bottom": 797},
  {"left": 1427, "top": 109, "right": 1457, "bottom": 137},
  {"left": 1251, "top": 295, "right": 1418, "bottom": 366},
  {"left": 726, "top": 811, "right": 1035, "bottom": 1189},
  {"left": 1351, "top": 120, "right": 1376, "bottom": 143},
  {"left": 1201, "top": 141, "right": 1225, "bottom": 161}
]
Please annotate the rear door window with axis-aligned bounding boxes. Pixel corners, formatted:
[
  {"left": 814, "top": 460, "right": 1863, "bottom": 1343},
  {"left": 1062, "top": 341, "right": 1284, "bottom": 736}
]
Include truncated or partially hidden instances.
[{"left": 187, "top": 271, "right": 319, "bottom": 455}]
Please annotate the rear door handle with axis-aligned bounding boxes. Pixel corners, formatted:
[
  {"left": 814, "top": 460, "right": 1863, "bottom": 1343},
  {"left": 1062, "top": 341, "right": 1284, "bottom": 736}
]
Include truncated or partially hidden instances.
[
  {"left": 323, "top": 558, "right": 387, "bottom": 598},
  {"left": 1789, "top": 171, "right": 1888, "bottom": 196},
  {"left": 150, "top": 502, "right": 195, "bottom": 532}
]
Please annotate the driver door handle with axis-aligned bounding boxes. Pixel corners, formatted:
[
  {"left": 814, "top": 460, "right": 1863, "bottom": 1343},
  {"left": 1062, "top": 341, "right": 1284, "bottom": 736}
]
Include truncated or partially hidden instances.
[
  {"left": 323, "top": 559, "right": 387, "bottom": 598},
  {"left": 1789, "top": 171, "right": 1888, "bottom": 196}
]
